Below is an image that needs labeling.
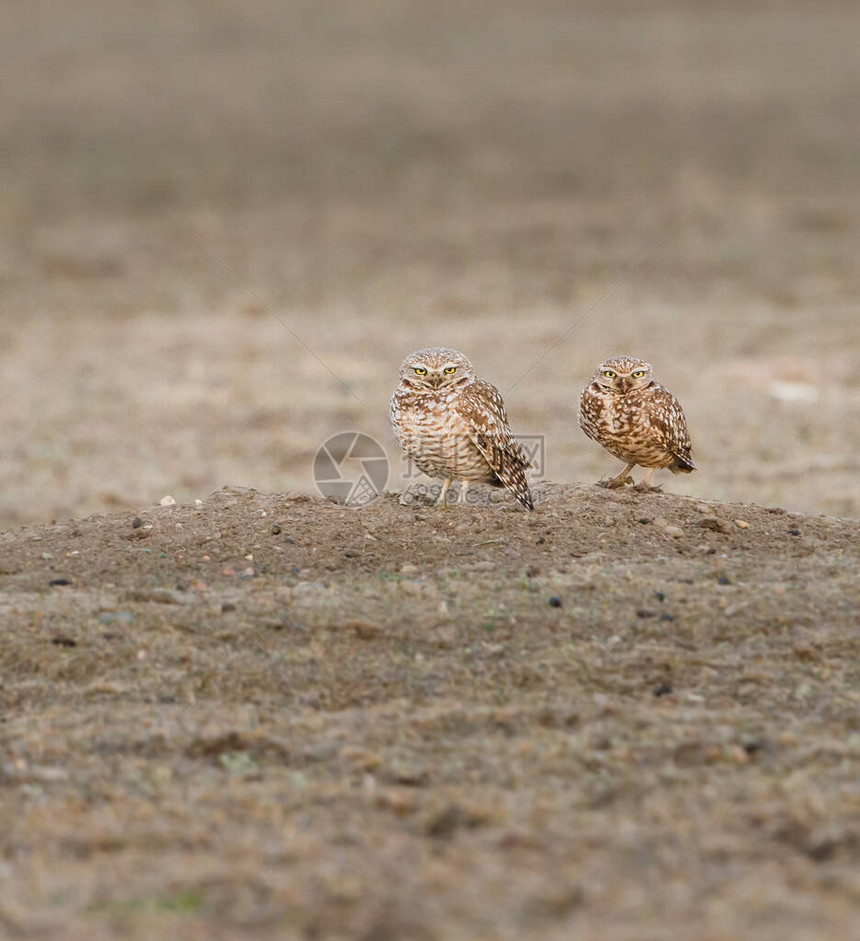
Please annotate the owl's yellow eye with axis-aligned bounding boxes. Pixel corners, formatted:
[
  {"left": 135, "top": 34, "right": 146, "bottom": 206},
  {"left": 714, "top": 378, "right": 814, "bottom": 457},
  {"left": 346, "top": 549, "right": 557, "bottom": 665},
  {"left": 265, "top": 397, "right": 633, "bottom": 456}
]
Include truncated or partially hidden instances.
[
  {"left": 631, "top": 370, "right": 645, "bottom": 378},
  {"left": 414, "top": 367, "right": 427, "bottom": 376},
  {"left": 603, "top": 370, "right": 616, "bottom": 379},
  {"left": 443, "top": 366, "right": 456, "bottom": 374}
]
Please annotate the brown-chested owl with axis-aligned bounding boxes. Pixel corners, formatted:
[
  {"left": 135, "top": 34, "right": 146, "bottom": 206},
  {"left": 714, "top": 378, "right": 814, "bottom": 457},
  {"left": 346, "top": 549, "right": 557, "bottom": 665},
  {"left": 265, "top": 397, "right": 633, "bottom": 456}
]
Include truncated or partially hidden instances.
[
  {"left": 390, "top": 347, "right": 534, "bottom": 509},
  {"left": 579, "top": 355, "right": 695, "bottom": 491}
]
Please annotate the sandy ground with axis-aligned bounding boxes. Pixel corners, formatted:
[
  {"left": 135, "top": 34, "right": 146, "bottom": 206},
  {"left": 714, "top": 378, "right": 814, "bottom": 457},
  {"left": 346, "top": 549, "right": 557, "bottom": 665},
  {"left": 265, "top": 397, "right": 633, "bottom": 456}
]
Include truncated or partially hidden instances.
[
  {"left": 1, "top": 485, "right": 859, "bottom": 939},
  {"left": 1, "top": 1, "right": 860, "bottom": 938}
]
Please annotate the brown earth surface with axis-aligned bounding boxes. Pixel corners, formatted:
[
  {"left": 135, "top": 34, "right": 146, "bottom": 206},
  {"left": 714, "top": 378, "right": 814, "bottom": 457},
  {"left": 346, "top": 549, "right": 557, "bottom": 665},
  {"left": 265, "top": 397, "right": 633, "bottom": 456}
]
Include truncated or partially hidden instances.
[
  {"left": 1, "top": 485, "right": 859, "bottom": 939},
  {"left": 2, "top": 1, "right": 860, "bottom": 938}
]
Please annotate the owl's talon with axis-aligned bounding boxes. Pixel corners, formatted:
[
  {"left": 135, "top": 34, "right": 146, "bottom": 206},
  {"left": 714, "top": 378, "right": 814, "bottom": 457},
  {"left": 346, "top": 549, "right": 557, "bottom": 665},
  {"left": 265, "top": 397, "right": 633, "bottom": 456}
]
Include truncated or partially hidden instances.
[
  {"left": 633, "top": 483, "right": 662, "bottom": 493},
  {"left": 435, "top": 478, "right": 453, "bottom": 507},
  {"left": 597, "top": 473, "right": 634, "bottom": 490}
]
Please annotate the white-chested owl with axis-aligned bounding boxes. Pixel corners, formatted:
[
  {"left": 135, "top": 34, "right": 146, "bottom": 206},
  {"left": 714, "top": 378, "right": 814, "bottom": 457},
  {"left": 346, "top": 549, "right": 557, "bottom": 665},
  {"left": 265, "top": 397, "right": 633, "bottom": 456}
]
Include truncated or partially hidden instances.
[
  {"left": 390, "top": 347, "right": 534, "bottom": 509},
  {"left": 579, "top": 355, "right": 695, "bottom": 491}
]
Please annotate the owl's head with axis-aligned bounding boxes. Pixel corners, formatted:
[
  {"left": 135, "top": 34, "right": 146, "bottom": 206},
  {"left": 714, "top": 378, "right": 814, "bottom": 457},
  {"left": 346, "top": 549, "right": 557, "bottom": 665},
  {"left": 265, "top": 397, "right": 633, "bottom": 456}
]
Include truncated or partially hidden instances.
[
  {"left": 398, "top": 347, "right": 475, "bottom": 391},
  {"left": 592, "top": 355, "right": 654, "bottom": 394}
]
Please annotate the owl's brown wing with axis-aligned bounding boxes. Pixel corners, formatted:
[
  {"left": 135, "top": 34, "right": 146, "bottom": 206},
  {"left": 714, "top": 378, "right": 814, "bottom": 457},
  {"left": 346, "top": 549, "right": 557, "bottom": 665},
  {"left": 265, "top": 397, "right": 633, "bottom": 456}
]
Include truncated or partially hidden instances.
[
  {"left": 456, "top": 380, "right": 534, "bottom": 510},
  {"left": 648, "top": 384, "right": 695, "bottom": 470},
  {"left": 578, "top": 384, "right": 604, "bottom": 443}
]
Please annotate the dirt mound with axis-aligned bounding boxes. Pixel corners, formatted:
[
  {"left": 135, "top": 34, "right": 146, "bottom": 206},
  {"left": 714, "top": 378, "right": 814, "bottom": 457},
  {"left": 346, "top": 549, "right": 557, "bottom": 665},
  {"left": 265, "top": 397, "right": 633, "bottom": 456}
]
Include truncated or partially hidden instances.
[{"left": 1, "top": 484, "right": 858, "bottom": 938}]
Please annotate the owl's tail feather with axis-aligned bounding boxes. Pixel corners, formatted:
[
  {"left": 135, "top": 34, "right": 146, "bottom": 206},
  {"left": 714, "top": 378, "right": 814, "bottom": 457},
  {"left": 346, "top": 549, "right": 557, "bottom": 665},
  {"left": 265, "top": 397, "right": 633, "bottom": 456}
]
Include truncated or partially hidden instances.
[
  {"left": 502, "top": 447, "right": 534, "bottom": 510},
  {"left": 511, "top": 481, "right": 535, "bottom": 511},
  {"left": 490, "top": 467, "right": 534, "bottom": 510},
  {"left": 472, "top": 434, "right": 535, "bottom": 510},
  {"left": 670, "top": 453, "right": 696, "bottom": 474}
]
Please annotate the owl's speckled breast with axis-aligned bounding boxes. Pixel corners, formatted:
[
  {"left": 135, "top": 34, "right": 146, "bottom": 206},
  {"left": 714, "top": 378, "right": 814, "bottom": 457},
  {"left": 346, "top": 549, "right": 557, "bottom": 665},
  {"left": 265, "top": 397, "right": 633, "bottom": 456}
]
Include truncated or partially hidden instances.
[
  {"left": 390, "top": 386, "right": 496, "bottom": 483},
  {"left": 579, "top": 383, "right": 677, "bottom": 468}
]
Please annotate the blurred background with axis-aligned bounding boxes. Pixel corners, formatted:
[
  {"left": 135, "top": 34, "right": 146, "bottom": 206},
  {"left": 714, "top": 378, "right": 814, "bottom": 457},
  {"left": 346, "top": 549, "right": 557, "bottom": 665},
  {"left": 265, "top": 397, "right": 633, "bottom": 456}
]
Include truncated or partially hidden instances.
[{"left": 2, "top": 0, "right": 858, "bottom": 529}]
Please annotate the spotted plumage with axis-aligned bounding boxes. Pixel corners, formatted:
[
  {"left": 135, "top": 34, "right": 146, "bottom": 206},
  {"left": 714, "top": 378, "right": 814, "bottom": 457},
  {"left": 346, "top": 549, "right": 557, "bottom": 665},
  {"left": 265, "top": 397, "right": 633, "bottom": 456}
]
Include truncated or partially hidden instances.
[
  {"left": 390, "top": 347, "right": 534, "bottom": 509},
  {"left": 579, "top": 355, "right": 695, "bottom": 490}
]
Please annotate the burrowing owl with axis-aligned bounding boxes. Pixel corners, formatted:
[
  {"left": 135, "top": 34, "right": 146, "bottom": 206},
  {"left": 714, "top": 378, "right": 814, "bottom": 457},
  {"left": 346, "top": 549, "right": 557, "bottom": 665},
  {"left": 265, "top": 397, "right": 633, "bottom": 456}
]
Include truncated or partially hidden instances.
[
  {"left": 390, "top": 347, "right": 534, "bottom": 510},
  {"left": 579, "top": 355, "right": 695, "bottom": 491}
]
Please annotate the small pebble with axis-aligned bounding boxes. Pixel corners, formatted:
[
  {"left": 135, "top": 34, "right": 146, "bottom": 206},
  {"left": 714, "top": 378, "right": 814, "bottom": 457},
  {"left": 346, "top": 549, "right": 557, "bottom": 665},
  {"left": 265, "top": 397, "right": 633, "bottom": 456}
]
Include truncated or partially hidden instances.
[
  {"left": 271, "top": 524, "right": 282, "bottom": 535},
  {"left": 384, "top": 759, "right": 429, "bottom": 787},
  {"left": 734, "top": 519, "right": 750, "bottom": 529},
  {"left": 792, "top": 643, "right": 820, "bottom": 662},
  {"left": 717, "top": 576, "right": 732, "bottom": 585},
  {"left": 98, "top": 611, "right": 134, "bottom": 625},
  {"left": 51, "top": 636, "right": 77, "bottom": 647},
  {"left": 160, "top": 495, "right": 176, "bottom": 506},
  {"left": 28, "top": 765, "right": 70, "bottom": 783},
  {"left": 548, "top": 596, "right": 563, "bottom": 608},
  {"left": 698, "top": 516, "right": 730, "bottom": 534},
  {"left": 341, "top": 747, "right": 381, "bottom": 770},
  {"left": 788, "top": 529, "right": 801, "bottom": 536},
  {"left": 126, "top": 588, "right": 184, "bottom": 604},
  {"left": 348, "top": 620, "right": 383, "bottom": 639},
  {"left": 659, "top": 613, "right": 676, "bottom": 622},
  {"left": 132, "top": 517, "right": 144, "bottom": 528},
  {"left": 425, "top": 804, "right": 465, "bottom": 839},
  {"left": 222, "top": 602, "right": 237, "bottom": 613},
  {"left": 655, "top": 518, "right": 683, "bottom": 538},
  {"left": 652, "top": 683, "right": 673, "bottom": 697},
  {"left": 49, "top": 578, "right": 72, "bottom": 587},
  {"left": 636, "top": 609, "right": 656, "bottom": 619},
  {"left": 375, "top": 790, "right": 416, "bottom": 817},
  {"left": 654, "top": 591, "right": 666, "bottom": 601}
]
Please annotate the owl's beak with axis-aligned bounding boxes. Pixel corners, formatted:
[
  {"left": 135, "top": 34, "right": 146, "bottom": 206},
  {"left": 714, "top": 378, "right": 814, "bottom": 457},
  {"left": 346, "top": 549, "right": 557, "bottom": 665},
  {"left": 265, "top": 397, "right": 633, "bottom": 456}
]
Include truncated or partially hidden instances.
[
  {"left": 430, "top": 374, "right": 442, "bottom": 389},
  {"left": 618, "top": 377, "right": 632, "bottom": 393}
]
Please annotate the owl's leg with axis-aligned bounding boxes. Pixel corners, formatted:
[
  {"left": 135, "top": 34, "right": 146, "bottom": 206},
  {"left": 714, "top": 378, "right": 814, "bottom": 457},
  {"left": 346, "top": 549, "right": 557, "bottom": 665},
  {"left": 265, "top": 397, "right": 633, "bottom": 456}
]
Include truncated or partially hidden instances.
[
  {"left": 437, "top": 478, "right": 453, "bottom": 506},
  {"left": 598, "top": 463, "right": 635, "bottom": 489},
  {"left": 457, "top": 480, "right": 470, "bottom": 505},
  {"left": 633, "top": 466, "right": 662, "bottom": 493}
]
